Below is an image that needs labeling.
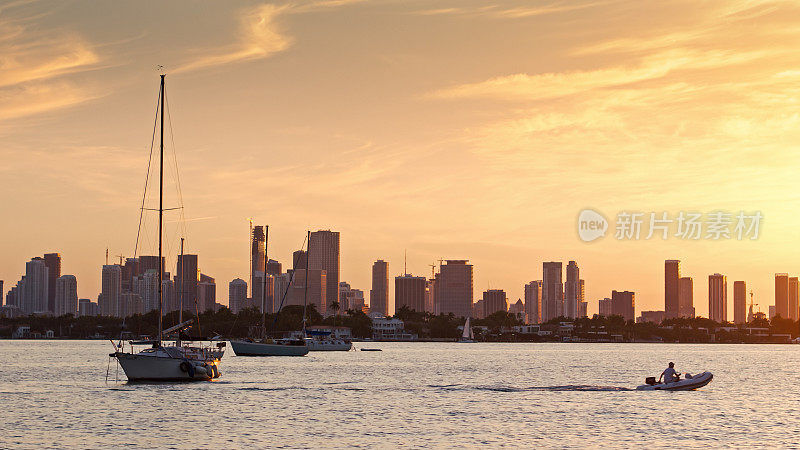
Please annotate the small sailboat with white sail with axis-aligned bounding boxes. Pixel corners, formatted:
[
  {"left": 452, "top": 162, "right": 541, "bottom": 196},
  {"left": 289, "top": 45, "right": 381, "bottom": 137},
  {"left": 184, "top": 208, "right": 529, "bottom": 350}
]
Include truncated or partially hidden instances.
[
  {"left": 110, "top": 73, "right": 225, "bottom": 381},
  {"left": 459, "top": 317, "right": 475, "bottom": 342}
]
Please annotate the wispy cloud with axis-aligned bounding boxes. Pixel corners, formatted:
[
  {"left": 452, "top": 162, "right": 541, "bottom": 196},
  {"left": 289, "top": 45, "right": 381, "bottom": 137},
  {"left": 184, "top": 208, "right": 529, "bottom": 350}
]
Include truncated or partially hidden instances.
[
  {"left": 174, "top": 4, "right": 292, "bottom": 74},
  {"left": 414, "top": 1, "right": 615, "bottom": 19}
]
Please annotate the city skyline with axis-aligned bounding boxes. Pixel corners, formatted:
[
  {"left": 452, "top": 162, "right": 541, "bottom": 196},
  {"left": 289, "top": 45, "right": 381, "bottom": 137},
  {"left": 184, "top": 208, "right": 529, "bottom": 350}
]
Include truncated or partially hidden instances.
[{"left": 3, "top": 0, "right": 800, "bottom": 316}]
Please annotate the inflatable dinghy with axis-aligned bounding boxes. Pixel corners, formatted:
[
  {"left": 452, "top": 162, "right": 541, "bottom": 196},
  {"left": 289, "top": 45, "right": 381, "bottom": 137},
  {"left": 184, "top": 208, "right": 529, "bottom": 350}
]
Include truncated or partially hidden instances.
[{"left": 636, "top": 371, "right": 713, "bottom": 391}]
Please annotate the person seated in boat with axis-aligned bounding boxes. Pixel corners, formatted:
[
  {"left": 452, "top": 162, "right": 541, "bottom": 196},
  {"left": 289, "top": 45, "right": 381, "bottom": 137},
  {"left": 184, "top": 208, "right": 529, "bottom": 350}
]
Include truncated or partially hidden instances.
[{"left": 659, "top": 362, "right": 680, "bottom": 383}]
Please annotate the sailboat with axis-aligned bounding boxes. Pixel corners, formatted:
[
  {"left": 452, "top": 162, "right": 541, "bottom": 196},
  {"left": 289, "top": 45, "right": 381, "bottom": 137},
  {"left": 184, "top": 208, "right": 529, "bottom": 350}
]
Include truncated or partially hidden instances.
[
  {"left": 230, "top": 230, "right": 309, "bottom": 356},
  {"left": 459, "top": 317, "right": 475, "bottom": 342},
  {"left": 110, "top": 73, "right": 225, "bottom": 381}
]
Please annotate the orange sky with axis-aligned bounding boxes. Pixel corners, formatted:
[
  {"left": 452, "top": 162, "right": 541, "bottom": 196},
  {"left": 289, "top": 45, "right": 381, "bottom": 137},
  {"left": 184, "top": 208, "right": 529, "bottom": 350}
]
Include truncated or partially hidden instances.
[{"left": 2, "top": 0, "right": 800, "bottom": 317}]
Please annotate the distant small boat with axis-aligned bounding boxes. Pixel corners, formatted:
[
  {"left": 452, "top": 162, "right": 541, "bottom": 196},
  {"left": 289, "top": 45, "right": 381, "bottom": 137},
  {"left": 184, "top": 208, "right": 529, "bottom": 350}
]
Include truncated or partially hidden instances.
[
  {"left": 230, "top": 338, "right": 308, "bottom": 356},
  {"left": 360, "top": 348, "right": 382, "bottom": 352},
  {"left": 305, "top": 330, "right": 352, "bottom": 351},
  {"left": 459, "top": 317, "right": 475, "bottom": 343},
  {"left": 636, "top": 372, "right": 713, "bottom": 390}
]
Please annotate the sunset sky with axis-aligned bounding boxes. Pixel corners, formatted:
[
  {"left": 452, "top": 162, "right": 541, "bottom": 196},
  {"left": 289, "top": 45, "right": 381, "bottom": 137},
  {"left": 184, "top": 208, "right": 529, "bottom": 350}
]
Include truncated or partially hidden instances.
[{"left": 2, "top": 0, "right": 800, "bottom": 317}]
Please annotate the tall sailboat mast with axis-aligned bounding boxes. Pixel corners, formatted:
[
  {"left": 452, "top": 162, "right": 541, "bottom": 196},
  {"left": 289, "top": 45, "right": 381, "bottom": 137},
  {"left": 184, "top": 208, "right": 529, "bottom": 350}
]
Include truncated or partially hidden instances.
[
  {"left": 302, "top": 230, "right": 310, "bottom": 334},
  {"left": 262, "top": 225, "right": 269, "bottom": 337},
  {"left": 157, "top": 73, "right": 165, "bottom": 345}
]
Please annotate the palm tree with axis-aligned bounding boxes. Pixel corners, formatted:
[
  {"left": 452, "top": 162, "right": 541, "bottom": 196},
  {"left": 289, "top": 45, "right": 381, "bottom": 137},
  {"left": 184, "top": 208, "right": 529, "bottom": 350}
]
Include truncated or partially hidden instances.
[{"left": 330, "top": 300, "right": 340, "bottom": 327}]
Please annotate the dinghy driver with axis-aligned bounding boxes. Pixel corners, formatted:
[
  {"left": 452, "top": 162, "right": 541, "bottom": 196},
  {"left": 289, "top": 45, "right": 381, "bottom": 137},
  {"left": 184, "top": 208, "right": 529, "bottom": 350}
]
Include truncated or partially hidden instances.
[{"left": 659, "top": 362, "right": 680, "bottom": 383}]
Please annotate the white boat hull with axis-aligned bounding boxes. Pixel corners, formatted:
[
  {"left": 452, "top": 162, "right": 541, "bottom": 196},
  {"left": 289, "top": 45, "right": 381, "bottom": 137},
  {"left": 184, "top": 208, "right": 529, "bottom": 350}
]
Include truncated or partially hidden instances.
[
  {"left": 230, "top": 340, "right": 309, "bottom": 356},
  {"left": 307, "top": 339, "right": 352, "bottom": 351},
  {"left": 113, "top": 352, "right": 221, "bottom": 381},
  {"left": 636, "top": 371, "right": 713, "bottom": 390}
]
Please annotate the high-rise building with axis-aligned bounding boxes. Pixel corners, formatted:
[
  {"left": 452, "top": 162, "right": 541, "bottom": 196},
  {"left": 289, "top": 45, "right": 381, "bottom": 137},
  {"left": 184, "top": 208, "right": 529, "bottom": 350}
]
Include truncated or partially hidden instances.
[
  {"left": 162, "top": 277, "right": 176, "bottom": 313},
  {"left": 0, "top": 280, "right": 3, "bottom": 307},
  {"left": 22, "top": 257, "right": 49, "bottom": 315},
  {"left": 100, "top": 265, "right": 122, "bottom": 317},
  {"left": 266, "top": 259, "right": 282, "bottom": 276},
  {"left": 564, "top": 261, "right": 579, "bottom": 319},
  {"left": 78, "top": 298, "right": 98, "bottom": 317},
  {"left": 578, "top": 301, "right": 588, "bottom": 318},
  {"left": 665, "top": 260, "right": 680, "bottom": 319},
  {"left": 472, "top": 299, "right": 485, "bottom": 319},
  {"left": 292, "top": 250, "right": 307, "bottom": 272},
  {"left": 395, "top": 274, "right": 426, "bottom": 313},
  {"left": 251, "top": 226, "right": 266, "bottom": 298},
  {"left": 198, "top": 274, "right": 217, "bottom": 312},
  {"left": 524, "top": 280, "right": 542, "bottom": 324},
  {"left": 228, "top": 278, "right": 248, "bottom": 313},
  {"left": 733, "top": 281, "right": 747, "bottom": 324},
  {"left": 133, "top": 270, "right": 159, "bottom": 313},
  {"left": 139, "top": 256, "right": 164, "bottom": 276},
  {"left": 708, "top": 273, "right": 727, "bottom": 322},
  {"left": 309, "top": 230, "right": 340, "bottom": 310},
  {"left": 509, "top": 299, "right": 524, "bottom": 316},
  {"left": 251, "top": 271, "right": 274, "bottom": 314},
  {"left": 119, "top": 291, "right": 144, "bottom": 317},
  {"left": 598, "top": 298, "right": 612, "bottom": 317},
  {"left": 370, "top": 260, "right": 390, "bottom": 315},
  {"left": 790, "top": 277, "right": 799, "bottom": 321},
  {"left": 482, "top": 289, "right": 507, "bottom": 317},
  {"left": 339, "top": 281, "right": 366, "bottom": 312},
  {"left": 54, "top": 275, "right": 78, "bottom": 316},
  {"left": 43, "top": 253, "right": 61, "bottom": 313},
  {"left": 775, "top": 273, "right": 789, "bottom": 319},
  {"left": 425, "top": 279, "right": 436, "bottom": 313},
  {"left": 542, "top": 262, "right": 563, "bottom": 322},
  {"left": 122, "top": 258, "right": 141, "bottom": 292},
  {"left": 611, "top": 290, "right": 635, "bottom": 321},
  {"left": 678, "top": 276, "right": 695, "bottom": 318},
  {"left": 435, "top": 260, "right": 474, "bottom": 319},
  {"left": 286, "top": 269, "right": 326, "bottom": 314},
  {"left": 177, "top": 254, "right": 199, "bottom": 312}
]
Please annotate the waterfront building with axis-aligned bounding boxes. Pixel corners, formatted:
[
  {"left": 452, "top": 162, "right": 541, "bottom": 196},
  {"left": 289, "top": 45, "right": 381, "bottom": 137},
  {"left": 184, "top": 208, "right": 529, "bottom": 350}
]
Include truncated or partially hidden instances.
[
  {"left": 228, "top": 278, "right": 248, "bottom": 313},
  {"left": 637, "top": 310, "right": 665, "bottom": 324},
  {"left": 395, "top": 274, "right": 426, "bottom": 313},
  {"left": 665, "top": 260, "right": 680, "bottom": 319},
  {"left": 542, "top": 262, "right": 563, "bottom": 321},
  {"left": 709, "top": 273, "right": 727, "bottom": 322},
  {"left": 371, "top": 260, "right": 390, "bottom": 315},
  {"left": 22, "top": 257, "right": 49, "bottom": 315},
  {"left": 54, "top": 275, "right": 78, "bottom": 316},
  {"left": 598, "top": 298, "right": 612, "bottom": 317},
  {"left": 564, "top": 261, "right": 579, "bottom": 319},
  {"left": 733, "top": 281, "right": 747, "bottom": 324},
  {"left": 774, "top": 273, "right": 789, "bottom": 319},
  {"left": 578, "top": 301, "right": 588, "bottom": 318},
  {"left": 435, "top": 260, "right": 474, "bottom": 319},
  {"left": 678, "top": 276, "right": 695, "bottom": 318},
  {"left": 309, "top": 230, "right": 340, "bottom": 308},
  {"left": 472, "top": 299, "right": 485, "bottom": 319},
  {"left": 509, "top": 299, "right": 525, "bottom": 317},
  {"left": 482, "top": 289, "right": 508, "bottom": 317},
  {"left": 100, "top": 264, "right": 122, "bottom": 317},
  {"left": 790, "top": 277, "right": 799, "bottom": 321},
  {"left": 78, "top": 298, "right": 99, "bottom": 317},
  {"left": 524, "top": 280, "right": 542, "bottom": 324},
  {"left": 611, "top": 290, "right": 635, "bottom": 321},
  {"left": 43, "top": 253, "right": 61, "bottom": 313},
  {"left": 370, "top": 313, "right": 416, "bottom": 340}
]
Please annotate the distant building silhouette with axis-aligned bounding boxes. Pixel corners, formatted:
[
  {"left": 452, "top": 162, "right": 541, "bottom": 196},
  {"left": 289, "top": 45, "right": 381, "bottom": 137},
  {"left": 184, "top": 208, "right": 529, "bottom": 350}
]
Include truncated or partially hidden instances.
[
  {"left": 564, "top": 261, "right": 579, "bottom": 319},
  {"left": 665, "top": 260, "right": 680, "bottom": 319},
  {"left": 177, "top": 254, "right": 199, "bottom": 312},
  {"left": 425, "top": 279, "right": 436, "bottom": 313},
  {"left": 292, "top": 250, "right": 307, "bottom": 272},
  {"left": 251, "top": 226, "right": 266, "bottom": 298},
  {"left": 251, "top": 271, "right": 274, "bottom": 314},
  {"left": 578, "top": 300, "right": 588, "bottom": 318},
  {"left": 775, "top": 273, "right": 789, "bottom": 319},
  {"left": 678, "top": 276, "right": 695, "bottom": 318},
  {"left": 139, "top": 256, "right": 164, "bottom": 276},
  {"left": 598, "top": 297, "right": 612, "bottom": 317},
  {"left": 524, "top": 280, "right": 542, "bottom": 324},
  {"left": 339, "top": 281, "right": 365, "bottom": 312},
  {"left": 54, "top": 274, "right": 77, "bottom": 316},
  {"left": 611, "top": 290, "right": 635, "bottom": 321},
  {"left": 542, "top": 262, "right": 563, "bottom": 321},
  {"left": 78, "top": 298, "right": 98, "bottom": 317},
  {"left": 371, "top": 260, "right": 389, "bottom": 315},
  {"left": 472, "top": 299, "right": 485, "bottom": 319},
  {"left": 100, "top": 264, "right": 122, "bottom": 317},
  {"left": 435, "top": 260, "right": 473, "bottom": 319},
  {"left": 395, "top": 274, "right": 426, "bottom": 313},
  {"left": 198, "top": 274, "right": 217, "bottom": 312},
  {"left": 637, "top": 310, "right": 665, "bottom": 324},
  {"left": 228, "top": 278, "right": 247, "bottom": 313},
  {"left": 287, "top": 269, "right": 326, "bottom": 314},
  {"left": 708, "top": 273, "right": 727, "bottom": 322},
  {"left": 483, "top": 289, "right": 507, "bottom": 317},
  {"left": 266, "top": 259, "right": 282, "bottom": 276},
  {"left": 733, "top": 281, "right": 746, "bottom": 324},
  {"left": 309, "top": 230, "right": 340, "bottom": 309},
  {"left": 509, "top": 298, "right": 525, "bottom": 317},
  {"left": 43, "top": 253, "right": 61, "bottom": 313},
  {"left": 790, "top": 277, "right": 799, "bottom": 321},
  {"left": 22, "top": 257, "right": 49, "bottom": 315}
]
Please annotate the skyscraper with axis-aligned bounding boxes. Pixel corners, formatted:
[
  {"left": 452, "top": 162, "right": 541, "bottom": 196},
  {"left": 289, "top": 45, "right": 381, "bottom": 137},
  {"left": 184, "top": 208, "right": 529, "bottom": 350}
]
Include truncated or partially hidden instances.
[
  {"left": 425, "top": 279, "right": 436, "bottom": 313},
  {"left": 395, "top": 274, "right": 426, "bottom": 313},
  {"left": 139, "top": 256, "right": 164, "bottom": 276},
  {"left": 775, "top": 273, "right": 789, "bottom": 319},
  {"left": 542, "top": 262, "right": 563, "bottom": 322},
  {"left": 309, "top": 230, "right": 340, "bottom": 309},
  {"left": 611, "top": 290, "right": 635, "bottom": 321},
  {"left": 251, "top": 225, "right": 266, "bottom": 298},
  {"left": 708, "top": 273, "right": 727, "bottom": 323},
  {"left": 665, "top": 260, "right": 680, "bottom": 319},
  {"left": 177, "top": 254, "right": 199, "bottom": 312},
  {"left": 266, "top": 259, "right": 282, "bottom": 276},
  {"left": 564, "top": 261, "right": 579, "bottom": 319},
  {"left": 678, "top": 276, "right": 695, "bottom": 318},
  {"left": 54, "top": 274, "right": 78, "bottom": 316},
  {"left": 292, "top": 250, "right": 307, "bottom": 272},
  {"left": 22, "top": 257, "right": 49, "bottom": 315},
  {"left": 370, "top": 260, "right": 389, "bottom": 315},
  {"left": 435, "top": 260, "right": 473, "bottom": 319},
  {"left": 524, "top": 280, "right": 542, "bottom": 324},
  {"left": 598, "top": 297, "right": 612, "bottom": 317},
  {"left": 228, "top": 278, "right": 248, "bottom": 313},
  {"left": 251, "top": 272, "right": 274, "bottom": 314},
  {"left": 0, "top": 280, "right": 3, "bottom": 307},
  {"left": 198, "top": 274, "right": 217, "bottom": 312},
  {"left": 790, "top": 277, "right": 799, "bottom": 321},
  {"left": 100, "top": 264, "right": 122, "bottom": 317},
  {"left": 733, "top": 281, "right": 746, "bottom": 324},
  {"left": 43, "top": 253, "right": 61, "bottom": 313},
  {"left": 482, "top": 289, "right": 507, "bottom": 317},
  {"left": 578, "top": 301, "right": 588, "bottom": 318},
  {"left": 287, "top": 269, "right": 326, "bottom": 314}
]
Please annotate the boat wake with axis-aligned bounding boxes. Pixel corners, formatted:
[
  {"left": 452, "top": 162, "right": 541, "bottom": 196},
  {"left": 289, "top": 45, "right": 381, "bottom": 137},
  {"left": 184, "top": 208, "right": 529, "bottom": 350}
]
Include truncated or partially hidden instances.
[{"left": 430, "top": 384, "right": 632, "bottom": 392}]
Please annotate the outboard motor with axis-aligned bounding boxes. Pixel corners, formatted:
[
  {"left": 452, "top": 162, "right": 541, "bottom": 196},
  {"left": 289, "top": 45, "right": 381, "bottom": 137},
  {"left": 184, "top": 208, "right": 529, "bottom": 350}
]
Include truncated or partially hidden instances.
[{"left": 645, "top": 376, "right": 657, "bottom": 385}]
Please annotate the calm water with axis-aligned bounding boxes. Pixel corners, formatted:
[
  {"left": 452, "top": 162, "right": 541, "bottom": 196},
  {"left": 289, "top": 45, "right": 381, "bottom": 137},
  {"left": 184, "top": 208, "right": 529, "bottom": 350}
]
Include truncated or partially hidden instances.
[{"left": 1, "top": 341, "right": 798, "bottom": 448}]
